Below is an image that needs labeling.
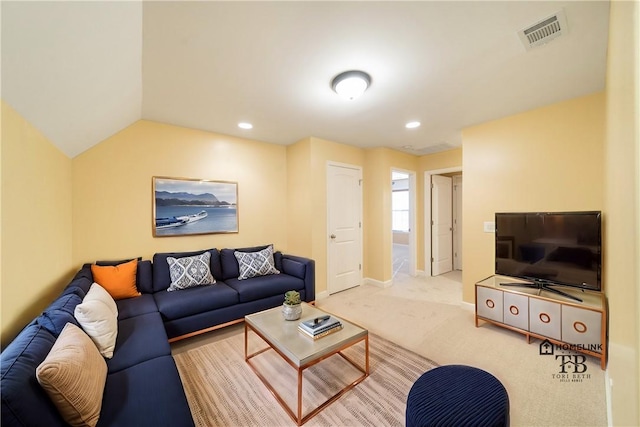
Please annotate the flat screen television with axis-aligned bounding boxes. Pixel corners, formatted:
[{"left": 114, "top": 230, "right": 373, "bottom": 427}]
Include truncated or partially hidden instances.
[{"left": 495, "top": 211, "right": 602, "bottom": 301}]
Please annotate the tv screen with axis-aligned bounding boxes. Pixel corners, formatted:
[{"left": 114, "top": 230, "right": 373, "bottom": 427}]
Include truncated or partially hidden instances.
[{"left": 495, "top": 211, "right": 602, "bottom": 291}]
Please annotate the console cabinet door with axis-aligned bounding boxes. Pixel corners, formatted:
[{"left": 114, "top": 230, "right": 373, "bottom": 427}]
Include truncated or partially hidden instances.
[
  {"left": 503, "top": 292, "right": 529, "bottom": 331},
  {"left": 529, "top": 298, "right": 561, "bottom": 340},
  {"left": 562, "top": 305, "right": 603, "bottom": 352},
  {"left": 476, "top": 286, "right": 503, "bottom": 323}
]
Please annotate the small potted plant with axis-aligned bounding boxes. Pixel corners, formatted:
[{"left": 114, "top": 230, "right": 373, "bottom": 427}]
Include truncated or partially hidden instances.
[{"left": 282, "top": 290, "right": 302, "bottom": 321}]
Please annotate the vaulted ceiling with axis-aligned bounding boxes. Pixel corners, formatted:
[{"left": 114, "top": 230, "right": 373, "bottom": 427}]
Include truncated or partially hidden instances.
[{"left": 1, "top": 1, "right": 610, "bottom": 158}]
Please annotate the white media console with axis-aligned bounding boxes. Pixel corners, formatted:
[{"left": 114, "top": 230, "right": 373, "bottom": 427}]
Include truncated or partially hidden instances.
[{"left": 475, "top": 275, "right": 607, "bottom": 369}]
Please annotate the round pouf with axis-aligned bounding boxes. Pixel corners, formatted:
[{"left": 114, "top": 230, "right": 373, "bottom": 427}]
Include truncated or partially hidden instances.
[{"left": 406, "top": 365, "right": 509, "bottom": 427}]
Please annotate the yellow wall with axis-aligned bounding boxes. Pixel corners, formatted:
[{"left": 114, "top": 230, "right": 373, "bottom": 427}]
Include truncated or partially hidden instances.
[
  {"left": 286, "top": 138, "right": 313, "bottom": 257},
  {"left": 1, "top": 102, "right": 74, "bottom": 348},
  {"left": 72, "top": 120, "right": 288, "bottom": 265},
  {"left": 461, "top": 92, "right": 605, "bottom": 303},
  {"left": 604, "top": 1, "right": 639, "bottom": 424},
  {"left": 418, "top": 147, "right": 462, "bottom": 172},
  {"left": 364, "top": 147, "right": 419, "bottom": 283}
]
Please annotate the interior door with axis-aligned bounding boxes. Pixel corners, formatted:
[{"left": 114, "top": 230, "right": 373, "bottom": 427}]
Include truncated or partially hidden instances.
[
  {"left": 431, "top": 175, "right": 453, "bottom": 275},
  {"left": 327, "top": 164, "right": 362, "bottom": 294}
]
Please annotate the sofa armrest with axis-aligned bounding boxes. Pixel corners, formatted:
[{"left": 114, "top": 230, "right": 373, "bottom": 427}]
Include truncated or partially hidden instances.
[{"left": 281, "top": 255, "right": 315, "bottom": 303}]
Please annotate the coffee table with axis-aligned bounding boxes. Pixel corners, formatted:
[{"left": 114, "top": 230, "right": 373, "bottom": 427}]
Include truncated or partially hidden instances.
[{"left": 244, "top": 303, "right": 369, "bottom": 425}]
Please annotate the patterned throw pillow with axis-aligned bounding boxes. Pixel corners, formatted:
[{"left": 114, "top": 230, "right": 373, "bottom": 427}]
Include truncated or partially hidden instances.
[
  {"left": 234, "top": 245, "right": 280, "bottom": 280},
  {"left": 167, "top": 251, "right": 215, "bottom": 292}
]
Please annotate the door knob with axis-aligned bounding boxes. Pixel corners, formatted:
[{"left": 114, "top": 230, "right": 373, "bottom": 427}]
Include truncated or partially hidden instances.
[{"left": 330, "top": 234, "right": 336, "bottom": 239}]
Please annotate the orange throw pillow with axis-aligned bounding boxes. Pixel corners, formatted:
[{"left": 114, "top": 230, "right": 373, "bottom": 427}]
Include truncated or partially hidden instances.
[{"left": 91, "top": 259, "right": 140, "bottom": 300}]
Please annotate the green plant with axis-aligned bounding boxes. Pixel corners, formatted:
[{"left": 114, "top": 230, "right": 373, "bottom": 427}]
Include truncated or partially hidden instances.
[{"left": 283, "top": 290, "right": 301, "bottom": 306}]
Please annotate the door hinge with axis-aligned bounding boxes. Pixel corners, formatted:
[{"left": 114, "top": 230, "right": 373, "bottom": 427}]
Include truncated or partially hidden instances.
[
  {"left": 359, "top": 222, "right": 362, "bottom": 228},
  {"left": 359, "top": 179, "right": 362, "bottom": 186},
  {"left": 431, "top": 183, "right": 434, "bottom": 189},
  {"left": 431, "top": 257, "right": 434, "bottom": 262},
  {"left": 359, "top": 264, "right": 362, "bottom": 271}
]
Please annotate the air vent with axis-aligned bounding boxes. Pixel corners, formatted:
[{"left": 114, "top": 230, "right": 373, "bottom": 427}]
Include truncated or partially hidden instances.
[{"left": 518, "top": 9, "right": 568, "bottom": 51}]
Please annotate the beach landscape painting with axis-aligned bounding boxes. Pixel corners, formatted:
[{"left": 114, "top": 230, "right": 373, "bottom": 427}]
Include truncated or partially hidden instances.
[{"left": 153, "top": 177, "right": 238, "bottom": 237}]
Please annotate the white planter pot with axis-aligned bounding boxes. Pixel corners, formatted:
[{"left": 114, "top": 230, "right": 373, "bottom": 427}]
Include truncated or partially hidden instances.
[{"left": 282, "top": 303, "right": 302, "bottom": 321}]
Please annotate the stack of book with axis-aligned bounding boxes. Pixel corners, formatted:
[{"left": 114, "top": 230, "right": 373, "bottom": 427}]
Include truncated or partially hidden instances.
[{"left": 298, "top": 315, "right": 343, "bottom": 340}]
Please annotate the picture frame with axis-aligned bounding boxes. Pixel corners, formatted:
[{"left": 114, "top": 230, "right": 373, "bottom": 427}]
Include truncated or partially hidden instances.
[{"left": 152, "top": 176, "right": 238, "bottom": 237}]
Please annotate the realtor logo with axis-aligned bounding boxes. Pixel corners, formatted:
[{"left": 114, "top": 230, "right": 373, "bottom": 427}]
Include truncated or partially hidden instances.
[
  {"left": 539, "top": 339, "right": 592, "bottom": 382},
  {"left": 539, "top": 339, "right": 554, "bottom": 355}
]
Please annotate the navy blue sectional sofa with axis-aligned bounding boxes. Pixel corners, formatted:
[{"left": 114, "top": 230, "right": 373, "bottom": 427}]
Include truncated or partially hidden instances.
[{"left": 1, "top": 246, "right": 315, "bottom": 427}]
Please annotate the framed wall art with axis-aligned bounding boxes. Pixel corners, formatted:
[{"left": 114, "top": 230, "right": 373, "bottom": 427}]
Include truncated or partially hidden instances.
[{"left": 152, "top": 176, "right": 238, "bottom": 237}]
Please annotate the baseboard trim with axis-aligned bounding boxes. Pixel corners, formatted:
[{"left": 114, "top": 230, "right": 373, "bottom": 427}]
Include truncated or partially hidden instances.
[
  {"left": 315, "top": 290, "right": 330, "bottom": 300},
  {"left": 364, "top": 277, "right": 393, "bottom": 288},
  {"left": 460, "top": 301, "right": 475, "bottom": 312},
  {"left": 605, "top": 369, "right": 612, "bottom": 427}
]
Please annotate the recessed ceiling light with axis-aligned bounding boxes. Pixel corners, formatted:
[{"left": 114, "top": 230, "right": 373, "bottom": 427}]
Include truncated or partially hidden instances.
[
  {"left": 331, "top": 70, "right": 371, "bottom": 100},
  {"left": 405, "top": 121, "right": 421, "bottom": 129},
  {"left": 238, "top": 122, "right": 253, "bottom": 130}
]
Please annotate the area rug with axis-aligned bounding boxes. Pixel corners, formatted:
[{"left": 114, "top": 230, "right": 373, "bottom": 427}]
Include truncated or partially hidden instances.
[{"left": 173, "top": 331, "right": 439, "bottom": 426}]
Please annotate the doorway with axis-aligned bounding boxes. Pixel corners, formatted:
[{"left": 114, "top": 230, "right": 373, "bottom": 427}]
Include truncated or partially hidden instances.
[
  {"left": 392, "top": 169, "right": 416, "bottom": 278},
  {"left": 424, "top": 168, "right": 463, "bottom": 276}
]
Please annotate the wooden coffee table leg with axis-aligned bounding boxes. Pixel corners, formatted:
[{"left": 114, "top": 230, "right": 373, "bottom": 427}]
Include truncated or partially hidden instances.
[{"left": 297, "top": 368, "right": 303, "bottom": 425}]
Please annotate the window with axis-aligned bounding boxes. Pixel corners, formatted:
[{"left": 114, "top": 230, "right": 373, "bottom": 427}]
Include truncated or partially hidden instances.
[{"left": 392, "top": 190, "right": 409, "bottom": 232}]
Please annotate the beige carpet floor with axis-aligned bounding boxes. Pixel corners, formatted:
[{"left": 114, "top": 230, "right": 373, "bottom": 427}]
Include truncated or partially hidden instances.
[
  {"left": 172, "top": 270, "right": 607, "bottom": 426},
  {"left": 174, "top": 331, "right": 437, "bottom": 426},
  {"left": 317, "top": 271, "right": 608, "bottom": 427}
]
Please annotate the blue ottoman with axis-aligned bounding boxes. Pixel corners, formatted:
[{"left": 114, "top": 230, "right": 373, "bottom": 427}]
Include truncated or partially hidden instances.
[{"left": 406, "top": 365, "right": 509, "bottom": 427}]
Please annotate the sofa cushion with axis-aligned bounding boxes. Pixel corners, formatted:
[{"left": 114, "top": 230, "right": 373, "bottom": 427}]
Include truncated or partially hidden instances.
[
  {"left": 167, "top": 251, "right": 216, "bottom": 291},
  {"left": 106, "top": 312, "right": 170, "bottom": 374},
  {"left": 91, "top": 259, "right": 141, "bottom": 300},
  {"left": 62, "top": 275, "right": 93, "bottom": 299},
  {"left": 220, "top": 245, "right": 283, "bottom": 280},
  {"left": 153, "top": 249, "right": 222, "bottom": 292},
  {"left": 36, "top": 323, "right": 107, "bottom": 427},
  {"left": 153, "top": 282, "right": 239, "bottom": 321},
  {"left": 115, "top": 294, "right": 158, "bottom": 320},
  {"left": 234, "top": 245, "right": 280, "bottom": 280},
  {"left": 1, "top": 323, "right": 68, "bottom": 427},
  {"left": 98, "top": 356, "right": 195, "bottom": 427},
  {"left": 38, "top": 292, "right": 83, "bottom": 336},
  {"left": 74, "top": 283, "right": 118, "bottom": 359},
  {"left": 225, "top": 274, "right": 305, "bottom": 303},
  {"left": 281, "top": 257, "right": 307, "bottom": 279},
  {"left": 73, "top": 265, "right": 94, "bottom": 283}
]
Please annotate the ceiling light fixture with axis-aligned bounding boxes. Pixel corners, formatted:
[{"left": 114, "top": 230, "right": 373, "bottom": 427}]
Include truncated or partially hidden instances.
[
  {"left": 331, "top": 70, "right": 371, "bottom": 100},
  {"left": 405, "top": 121, "right": 421, "bottom": 129},
  {"left": 238, "top": 122, "right": 253, "bottom": 129}
]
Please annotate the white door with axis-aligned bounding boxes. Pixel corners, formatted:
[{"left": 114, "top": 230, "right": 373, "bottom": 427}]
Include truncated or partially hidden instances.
[
  {"left": 432, "top": 175, "right": 453, "bottom": 275},
  {"left": 327, "top": 164, "right": 362, "bottom": 294},
  {"left": 453, "top": 175, "right": 463, "bottom": 270}
]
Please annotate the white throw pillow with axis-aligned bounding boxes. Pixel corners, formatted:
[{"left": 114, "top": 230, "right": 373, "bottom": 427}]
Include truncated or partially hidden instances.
[
  {"left": 74, "top": 283, "right": 118, "bottom": 358},
  {"left": 84, "top": 282, "right": 118, "bottom": 317},
  {"left": 234, "top": 245, "right": 280, "bottom": 280}
]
